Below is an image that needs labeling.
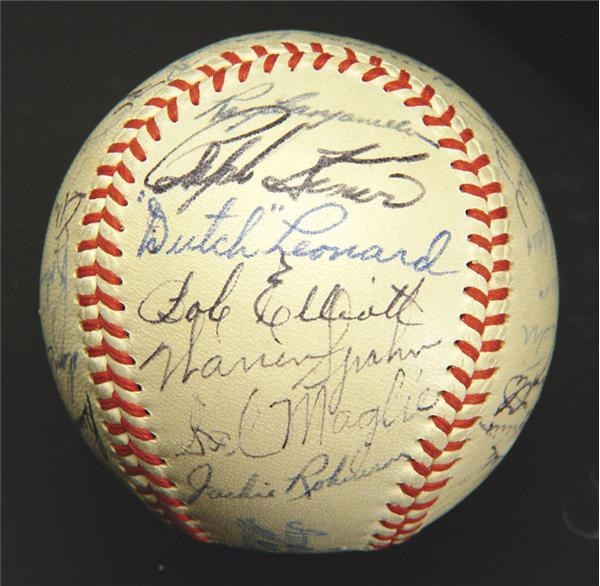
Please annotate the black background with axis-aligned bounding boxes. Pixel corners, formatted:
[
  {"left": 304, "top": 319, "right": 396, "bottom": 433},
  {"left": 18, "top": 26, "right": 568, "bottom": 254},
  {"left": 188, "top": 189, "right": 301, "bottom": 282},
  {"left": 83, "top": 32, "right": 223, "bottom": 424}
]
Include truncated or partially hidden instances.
[{"left": 2, "top": 2, "right": 598, "bottom": 586}]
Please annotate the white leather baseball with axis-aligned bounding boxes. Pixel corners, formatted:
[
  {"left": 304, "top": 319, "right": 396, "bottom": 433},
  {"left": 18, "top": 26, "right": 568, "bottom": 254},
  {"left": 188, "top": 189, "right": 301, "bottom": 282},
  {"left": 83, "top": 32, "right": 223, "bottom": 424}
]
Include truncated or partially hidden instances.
[{"left": 40, "top": 31, "right": 558, "bottom": 552}]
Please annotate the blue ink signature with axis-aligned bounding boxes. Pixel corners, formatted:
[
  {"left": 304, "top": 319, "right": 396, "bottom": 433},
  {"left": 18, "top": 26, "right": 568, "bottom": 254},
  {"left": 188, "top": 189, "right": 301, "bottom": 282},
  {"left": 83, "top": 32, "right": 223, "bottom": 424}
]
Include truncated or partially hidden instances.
[
  {"left": 137, "top": 196, "right": 456, "bottom": 277},
  {"left": 236, "top": 517, "right": 328, "bottom": 553},
  {"left": 39, "top": 190, "right": 86, "bottom": 301}
]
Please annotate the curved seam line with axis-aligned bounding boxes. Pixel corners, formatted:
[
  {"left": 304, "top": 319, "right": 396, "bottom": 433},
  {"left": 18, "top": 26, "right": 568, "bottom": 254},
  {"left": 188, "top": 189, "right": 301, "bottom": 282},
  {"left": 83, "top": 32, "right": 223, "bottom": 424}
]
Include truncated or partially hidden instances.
[{"left": 74, "top": 41, "right": 510, "bottom": 548}]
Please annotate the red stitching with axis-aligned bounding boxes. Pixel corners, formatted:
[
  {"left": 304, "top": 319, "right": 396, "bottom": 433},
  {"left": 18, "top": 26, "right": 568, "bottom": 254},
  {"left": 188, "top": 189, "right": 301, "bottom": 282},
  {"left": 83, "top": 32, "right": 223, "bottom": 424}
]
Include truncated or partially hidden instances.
[
  {"left": 90, "top": 185, "right": 128, "bottom": 206},
  {"left": 468, "top": 233, "right": 493, "bottom": 253},
  {"left": 448, "top": 366, "right": 472, "bottom": 389},
  {"left": 463, "top": 286, "right": 489, "bottom": 307},
  {"left": 472, "top": 367, "right": 498, "bottom": 380},
  {"left": 125, "top": 117, "right": 161, "bottom": 141},
  {"left": 489, "top": 287, "right": 509, "bottom": 301},
  {"left": 77, "top": 261, "right": 122, "bottom": 285},
  {"left": 485, "top": 313, "right": 507, "bottom": 326},
  {"left": 482, "top": 339, "right": 503, "bottom": 352},
  {"left": 263, "top": 53, "right": 279, "bottom": 73},
  {"left": 460, "top": 181, "right": 501, "bottom": 200},
  {"left": 98, "top": 390, "right": 146, "bottom": 416},
  {"left": 430, "top": 415, "right": 454, "bottom": 435},
  {"left": 338, "top": 48, "right": 359, "bottom": 73},
  {"left": 251, "top": 44, "right": 267, "bottom": 57},
  {"left": 467, "top": 264, "right": 492, "bottom": 284},
  {"left": 81, "top": 315, "right": 129, "bottom": 339},
  {"left": 453, "top": 416, "right": 480, "bottom": 428},
  {"left": 423, "top": 105, "right": 455, "bottom": 127},
  {"left": 371, "top": 62, "right": 509, "bottom": 545},
  {"left": 492, "top": 233, "right": 509, "bottom": 246},
  {"left": 75, "top": 42, "right": 510, "bottom": 548},
  {"left": 108, "top": 139, "right": 147, "bottom": 162},
  {"left": 362, "top": 66, "right": 388, "bottom": 82},
  {"left": 122, "top": 464, "right": 174, "bottom": 488},
  {"left": 440, "top": 391, "right": 462, "bottom": 412},
  {"left": 145, "top": 97, "right": 179, "bottom": 122},
  {"left": 137, "top": 485, "right": 180, "bottom": 507},
  {"left": 77, "top": 233, "right": 122, "bottom": 257},
  {"left": 465, "top": 206, "right": 507, "bottom": 226},
  {"left": 381, "top": 511, "right": 427, "bottom": 529},
  {"left": 169, "top": 79, "right": 201, "bottom": 104},
  {"left": 383, "top": 70, "right": 412, "bottom": 93},
  {"left": 82, "top": 209, "right": 124, "bottom": 232},
  {"left": 452, "top": 154, "right": 491, "bottom": 176},
  {"left": 309, "top": 43, "right": 333, "bottom": 70},
  {"left": 460, "top": 313, "right": 485, "bottom": 336},
  {"left": 77, "top": 287, "right": 124, "bottom": 311},
  {"left": 220, "top": 51, "right": 242, "bottom": 65},
  {"left": 404, "top": 85, "right": 435, "bottom": 107},
  {"left": 442, "top": 389, "right": 488, "bottom": 410},
  {"left": 282, "top": 42, "right": 304, "bottom": 71},
  {"left": 93, "top": 366, "right": 140, "bottom": 393},
  {"left": 455, "top": 339, "right": 480, "bottom": 362},
  {"left": 463, "top": 392, "right": 489, "bottom": 404},
  {"left": 106, "top": 418, "right": 155, "bottom": 441},
  {"left": 87, "top": 339, "right": 135, "bottom": 365},
  {"left": 113, "top": 441, "right": 165, "bottom": 466}
]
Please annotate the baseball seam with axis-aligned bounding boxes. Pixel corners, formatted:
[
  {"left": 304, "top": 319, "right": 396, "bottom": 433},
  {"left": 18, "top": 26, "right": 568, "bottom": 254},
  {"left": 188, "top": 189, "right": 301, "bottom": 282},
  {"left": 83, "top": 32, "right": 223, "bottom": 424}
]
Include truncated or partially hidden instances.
[{"left": 75, "top": 41, "right": 510, "bottom": 548}]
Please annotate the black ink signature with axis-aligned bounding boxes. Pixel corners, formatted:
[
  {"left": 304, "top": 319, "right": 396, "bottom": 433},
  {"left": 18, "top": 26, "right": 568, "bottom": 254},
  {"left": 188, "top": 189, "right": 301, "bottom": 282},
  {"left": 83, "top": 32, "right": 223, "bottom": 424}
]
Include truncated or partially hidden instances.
[
  {"left": 262, "top": 144, "right": 429, "bottom": 208},
  {"left": 75, "top": 393, "right": 109, "bottom": 460},
  {"left": 514, "top": 165, "right": 542, "bottom": 229},
  {"left": 235, "top": 310, "right": 441, "bottom": 460},
  {"left": 191, "top": 82, "right": 437, "bottom": 146},
  {"left": 145, "top": 105, "right": 302, "bottom": 213},
  {"left": 113, "top": 80, "right": 166, "bottom": 115},
  {"left": 138, "top": 260, "right": 440, "bottom": 400},
  {"left": 138, "top": 263, "right": 242, "bottom": 325},
  {"left": 234, "top": 318, "right": 440, "bottom": 460},
  {"left": 253, "top": 253, "right": 425, "bottom": 343},
  {"left": 45, "top": 346, "right": 78, "bottom": 403},
  {"left": 479, "top": 418, "right": 526, "bottom": 438},
  {"left": 237, "top": 364, "right": 407, "bottom": 460},
  {"left": 176, "top": 396, "right": 236, "bottom": 458},
  {"left": 495, "top": 370, "right": 546, "bottom": 416},
  {"left": 285, "top": 449, "right": 410, "bottom": 500},
  {"left": 138, "top": 264, "right": 243, "bottom": 391},
  {"left": 187, "top": 462, "right": 275, "bottom": 504},
  {"left": 261, "top": 143, "right": 427, "bottom": 208},
  {"left": 143, "top": 99, "right": 428, "bottom": 213}
]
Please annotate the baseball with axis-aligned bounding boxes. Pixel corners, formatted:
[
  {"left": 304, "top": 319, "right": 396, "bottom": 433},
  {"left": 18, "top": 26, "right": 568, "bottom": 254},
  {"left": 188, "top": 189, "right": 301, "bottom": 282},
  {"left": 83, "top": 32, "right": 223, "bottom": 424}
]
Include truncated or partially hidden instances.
[{"left": 40, "top": 30, "right": 558, "bottom": 552}]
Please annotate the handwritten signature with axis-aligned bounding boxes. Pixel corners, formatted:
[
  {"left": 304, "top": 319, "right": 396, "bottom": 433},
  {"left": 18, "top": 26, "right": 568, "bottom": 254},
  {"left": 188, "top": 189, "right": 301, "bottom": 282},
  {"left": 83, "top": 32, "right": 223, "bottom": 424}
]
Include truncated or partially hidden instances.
[
  {"left": 285, "top": 449, "right": 410, "bottom": 500},
  {"left": 184, "top": 447, "right": 413, "bottom": 504},
  {"left": 495, "top": 369, "right": 546, "bottom": 416},
  {"left": 236, "top": 517, "right": 329, "bottom": 553},
  {"left": 253, "top": 253, "right": 425, "bottom": 343},
  {"left": 187, "top": 462, "right": 275, "bottom": 503},
  {"left": 137, "top": 196, "right": 455, "bottom": 277},
  {"left": 137, "top": 258, "right": 440, "bottom": 392},
  {"left": 143, "top": 83, "right": 430, "bottom": 213},
  {"left": 40, "top": 190, "right": 86, "bottom": 304}
]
